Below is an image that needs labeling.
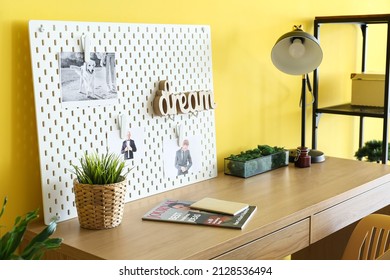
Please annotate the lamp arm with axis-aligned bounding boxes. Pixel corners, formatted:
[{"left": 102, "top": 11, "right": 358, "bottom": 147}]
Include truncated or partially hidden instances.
[
  {"left": 299, "top": 74, "right": 315, "bottom": 108},
  {"left": 306, "top": 74, "right": 312, "bottom": 92},
  {"left": 301, "top": 74, "right": 306, "bottom": 148}
]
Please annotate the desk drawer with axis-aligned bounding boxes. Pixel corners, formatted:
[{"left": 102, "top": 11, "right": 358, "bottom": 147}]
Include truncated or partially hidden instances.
[
  {"left": 311, "top": 182, "right": 390, "bottom": 243},
  {"left": 214, "top": 218, "right": 309, "bottom": 260}
]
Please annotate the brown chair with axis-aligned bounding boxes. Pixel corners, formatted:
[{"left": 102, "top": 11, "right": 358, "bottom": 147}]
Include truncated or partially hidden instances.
[{"left": 342, "top": 214, "right": 390, "bottom": 260}]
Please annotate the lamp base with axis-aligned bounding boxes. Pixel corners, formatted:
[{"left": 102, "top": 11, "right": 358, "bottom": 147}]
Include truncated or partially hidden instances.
[
  {"left": 288, "top": 148, "right": 325, "bottom": 163},
  {"left": 309, "top": 149, "right": 325, "bottom": 163}
]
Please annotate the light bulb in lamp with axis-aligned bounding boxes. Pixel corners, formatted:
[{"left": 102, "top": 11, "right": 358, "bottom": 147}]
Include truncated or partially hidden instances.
[{"left": 289, "top": 39, "right": 305, "bottom": 58}]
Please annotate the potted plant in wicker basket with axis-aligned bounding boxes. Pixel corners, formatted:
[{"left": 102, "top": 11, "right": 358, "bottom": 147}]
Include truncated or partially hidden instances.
[{"left": 70, "top": 152, "right": 130, "bottom": 230}]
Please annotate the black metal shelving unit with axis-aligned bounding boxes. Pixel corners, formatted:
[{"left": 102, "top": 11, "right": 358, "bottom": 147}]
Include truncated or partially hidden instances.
[{"left": 312, "top": 14, "right": 390, "bottom": 164}]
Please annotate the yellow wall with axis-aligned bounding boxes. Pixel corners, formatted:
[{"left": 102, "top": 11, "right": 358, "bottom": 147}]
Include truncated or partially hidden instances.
[{"left": 1, "top": 0, "right": 390, "bottom": 230}]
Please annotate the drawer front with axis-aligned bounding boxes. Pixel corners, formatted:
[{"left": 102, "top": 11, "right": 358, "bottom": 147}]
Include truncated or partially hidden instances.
[
  {"left": 214, "top": 218, "right": 309, "bottom": 260},
  {"left": 311, "top": 182, "right": 390, "bottom": 243}
]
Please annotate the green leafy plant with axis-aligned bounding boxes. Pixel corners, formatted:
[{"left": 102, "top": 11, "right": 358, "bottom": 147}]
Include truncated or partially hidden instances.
[
  {"left": 226, "top": 145, "right": 285, "bottom": 161},
  {"left": 70, "top": 152, "right": 129, "bottom": 185},
  {"left": 0, "top": 197, "right": 62, "bottom": 260},
  {"left": 354, "top": 140, "right": 390, "bottom": 163}
]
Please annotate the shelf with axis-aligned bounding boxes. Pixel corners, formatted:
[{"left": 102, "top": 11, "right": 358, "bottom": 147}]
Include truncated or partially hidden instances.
[
  {"left": 317, "top": 103, "right": 385, "bottom": 118},
  {"left": 315, "top": 14, "right": 390, "bottom": 24},
  {"left": 312, "top": 14, "right": 390, "bottom": 164}
]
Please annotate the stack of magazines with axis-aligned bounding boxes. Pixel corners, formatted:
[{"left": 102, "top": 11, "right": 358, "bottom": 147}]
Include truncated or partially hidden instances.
[{"left": 142, "top": 198, "right": 257, "bottom": 229}]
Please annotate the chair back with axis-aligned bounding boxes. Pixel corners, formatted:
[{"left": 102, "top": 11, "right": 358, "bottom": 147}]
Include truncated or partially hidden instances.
[{"left": 342, "top": 214, "right": 390, "bottom": 260}]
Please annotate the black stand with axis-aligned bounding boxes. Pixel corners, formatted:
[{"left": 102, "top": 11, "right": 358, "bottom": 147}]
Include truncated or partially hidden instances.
[{"left": 289, "top": 74, "right": 325, "bottom": 163}]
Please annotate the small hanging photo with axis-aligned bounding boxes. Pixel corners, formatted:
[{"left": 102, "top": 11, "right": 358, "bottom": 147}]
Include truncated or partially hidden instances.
[
  {"left": 163, "top": 135, "right": 202, "bottom": 179},
  {"left": 107, "top": 127, "right": 145, "bottom": 167},
  {"left": 59, "top": 52, "right": 118, "bottom": 108}
]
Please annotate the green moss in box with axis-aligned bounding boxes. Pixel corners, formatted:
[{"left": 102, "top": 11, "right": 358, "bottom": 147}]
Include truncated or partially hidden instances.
[{"left": 224, "top": 145, "right": 289, "bottom": 178}]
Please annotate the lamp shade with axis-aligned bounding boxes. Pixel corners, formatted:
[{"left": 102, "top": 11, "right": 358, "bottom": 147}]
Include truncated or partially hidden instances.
[{"left": 271, "top": 28, "right": 323, "bottom": 75}]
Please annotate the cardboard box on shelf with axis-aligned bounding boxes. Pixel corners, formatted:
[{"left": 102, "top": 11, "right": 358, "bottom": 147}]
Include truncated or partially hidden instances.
[{"left": 351, "top": 73, "right": 385, "bottom": 107}]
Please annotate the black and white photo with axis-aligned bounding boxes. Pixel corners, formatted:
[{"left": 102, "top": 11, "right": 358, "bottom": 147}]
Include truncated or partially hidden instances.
[{"left": 60, "top": 52, "right": 117, "bottom": 107}]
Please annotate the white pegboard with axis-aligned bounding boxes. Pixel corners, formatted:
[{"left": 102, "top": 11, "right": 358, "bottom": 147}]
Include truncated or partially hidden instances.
[{"left": 29, "top": 20, "right": 217, "bottom": 224}]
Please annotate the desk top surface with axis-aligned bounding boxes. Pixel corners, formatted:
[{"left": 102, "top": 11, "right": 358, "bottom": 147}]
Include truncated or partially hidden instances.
[{"left": 28, "top": 157, "right": 390, "bottom": 259}]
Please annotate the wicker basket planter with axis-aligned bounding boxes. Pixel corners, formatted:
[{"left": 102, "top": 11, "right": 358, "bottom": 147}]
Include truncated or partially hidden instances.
[{"left": 73, "top": 178, "right": 127, "bottom": 230}]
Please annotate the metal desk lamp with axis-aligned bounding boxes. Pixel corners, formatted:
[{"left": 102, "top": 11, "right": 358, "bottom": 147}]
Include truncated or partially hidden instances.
[{"left": 271, "top": 25, "right": 325, "bottom": 163}]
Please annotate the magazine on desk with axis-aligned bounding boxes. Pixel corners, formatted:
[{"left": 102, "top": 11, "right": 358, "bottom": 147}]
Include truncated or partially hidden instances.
[{"left": 142, "top": 199, "right": 257, "bottom": 229}]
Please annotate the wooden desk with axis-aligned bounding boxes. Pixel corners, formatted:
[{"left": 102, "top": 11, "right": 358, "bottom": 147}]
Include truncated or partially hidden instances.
[{"left": 26, "top": 157, "right": 390, "bottom": 259}]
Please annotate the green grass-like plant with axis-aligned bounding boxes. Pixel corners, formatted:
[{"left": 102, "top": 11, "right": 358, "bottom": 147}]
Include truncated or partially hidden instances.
[
  {"left": 0, "top": 197, "right": 62, "bottom": 260},
  {"left": 70, "top": 152, "right": 129, "bottom": 185}
]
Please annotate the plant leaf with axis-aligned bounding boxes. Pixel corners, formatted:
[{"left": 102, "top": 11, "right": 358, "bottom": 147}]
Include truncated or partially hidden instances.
[
  {"left": 20, "top": 218, "right": 59, "bottom": 258},
  {"left": 21, "top": 238, "right": 63, "bottom": 260},
  {"left": 70, "top": 152, "right": 129, "bottom": 185},
  {"left": 0, "top": 197, "right": 7, "bottom": 219},
  {"left": 0, "top": 208, "right": 39, "bottom": 259}
]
